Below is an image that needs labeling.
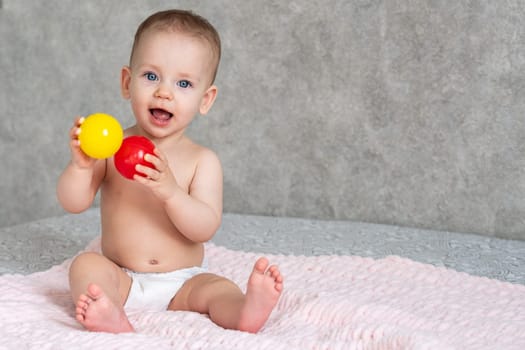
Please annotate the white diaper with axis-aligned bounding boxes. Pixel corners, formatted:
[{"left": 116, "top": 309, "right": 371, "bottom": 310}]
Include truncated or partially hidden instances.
[{"left": 124, "top": 261, "right": 207, "bottom": 312}]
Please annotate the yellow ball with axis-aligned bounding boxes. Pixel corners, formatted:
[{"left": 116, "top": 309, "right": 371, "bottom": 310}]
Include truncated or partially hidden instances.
[{"left": 78, "top": 113, "right": 123, "bottom": 159}]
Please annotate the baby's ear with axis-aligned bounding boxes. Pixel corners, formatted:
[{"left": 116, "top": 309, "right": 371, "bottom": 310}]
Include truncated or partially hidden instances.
[
  {"left": 120, "top": 66, "right": 132, "bottom": 99},
  {"left": 199, "top": 85, "right": 218, "bottom": 115}
]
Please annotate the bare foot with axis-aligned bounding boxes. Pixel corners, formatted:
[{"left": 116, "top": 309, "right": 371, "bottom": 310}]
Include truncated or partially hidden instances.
[
  {"left": 238, "top": 257, "right": 283, "bottom": 333},
  {"left": 75, "top": 283, "right": 134, "bottom": 333}
]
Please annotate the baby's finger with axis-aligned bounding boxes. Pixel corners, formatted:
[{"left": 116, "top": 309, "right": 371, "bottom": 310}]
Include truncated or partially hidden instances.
[
  {"left": 69, "top": 138, "right": 80, "bottom": 149},
  {"left": 135, "top": 163, "right": 156, "bottom": 179},
  {"left": 69, "top": 116, "right": 84, "bottom": 139},
  {"left": 144, "top": 152, "right": 167, "bottom": 172},
  {"left": 69, "top": 125, "right": 81, "bottom": 140},
  {"left": 153, "top": 147, "right": 166, "bottom": 161},
  {"left": 153, "top": 148, "right": 170, "bottom": 171}
]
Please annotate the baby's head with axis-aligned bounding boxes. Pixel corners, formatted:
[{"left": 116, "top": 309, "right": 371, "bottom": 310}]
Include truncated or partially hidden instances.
[{"left": 129, "top": 9, "right": 221, "bottom": 85}]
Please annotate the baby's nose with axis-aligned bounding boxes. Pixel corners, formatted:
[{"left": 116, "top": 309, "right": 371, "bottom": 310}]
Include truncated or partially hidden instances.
[{"left": 154, "top": 85, "right": 173, "bottom": 100}]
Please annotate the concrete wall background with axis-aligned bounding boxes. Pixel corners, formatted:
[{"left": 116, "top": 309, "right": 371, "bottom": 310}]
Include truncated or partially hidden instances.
[{"left": 1, "top": 0, "right": 525, "bottom": 239}]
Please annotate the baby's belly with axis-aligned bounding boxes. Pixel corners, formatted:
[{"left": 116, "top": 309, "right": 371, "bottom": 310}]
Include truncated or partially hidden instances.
[
  {"left": 100, "top": 190, "right": 205, "bottom": 272},
  {"left": 101, "top": 228, "right": 205, "bottom": 273}
]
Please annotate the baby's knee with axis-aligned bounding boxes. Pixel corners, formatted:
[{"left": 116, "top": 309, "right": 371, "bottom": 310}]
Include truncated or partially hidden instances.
[{"left": 69, "top": 252, "right": 105, "bottom": 273}]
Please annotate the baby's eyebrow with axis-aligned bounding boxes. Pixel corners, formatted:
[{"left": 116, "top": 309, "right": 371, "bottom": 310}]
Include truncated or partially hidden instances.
[
  {"left": 177, "top": 72, "right": 201, "bottom": 83},
  {"left": 134, "top": 63, "right": 204, "bottom": 83},
  {"left": 133, "top": 63, "right": 160, "bottom": 73}
]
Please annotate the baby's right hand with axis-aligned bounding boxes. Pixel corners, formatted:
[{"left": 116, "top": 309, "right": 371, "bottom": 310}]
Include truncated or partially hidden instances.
[{"left": 68, "top": 116, "right": 97, "bottom": 169}]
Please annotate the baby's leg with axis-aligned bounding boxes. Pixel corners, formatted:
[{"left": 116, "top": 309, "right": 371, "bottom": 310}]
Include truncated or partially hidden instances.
[
  {"left": 169, "top": 257, "right": 283, "bottom": 333},
  {"left": 69, "top": 252, "right": 134, "bottom": 333}
]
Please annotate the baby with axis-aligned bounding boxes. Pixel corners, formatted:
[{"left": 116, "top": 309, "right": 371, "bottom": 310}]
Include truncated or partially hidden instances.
[{"left": 57, "top": 9, "right": 283, "bottom": 334}]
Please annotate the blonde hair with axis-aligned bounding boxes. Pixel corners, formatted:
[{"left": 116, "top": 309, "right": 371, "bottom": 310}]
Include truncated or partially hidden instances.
[{"left": 130, "top": 9, "right": 221, "bottom": 83}]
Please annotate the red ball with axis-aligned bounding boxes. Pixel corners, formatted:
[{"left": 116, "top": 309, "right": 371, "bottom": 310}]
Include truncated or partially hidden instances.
[{"left": 114, "top": 136, "right": 156, "bottom": 179}]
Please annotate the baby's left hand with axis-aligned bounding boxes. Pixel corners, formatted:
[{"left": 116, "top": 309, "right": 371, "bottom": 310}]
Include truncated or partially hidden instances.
[{"left": 134, "top": 148, "right": 178, "bottom": 201}]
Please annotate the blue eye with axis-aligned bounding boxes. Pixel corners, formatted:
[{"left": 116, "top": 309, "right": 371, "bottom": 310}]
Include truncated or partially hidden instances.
[
  {"left": 145, "top": 72, "right": 158, "bottom": 81},
  {"left": 177, "top": 80, "right": 192, "bottom": 88}
]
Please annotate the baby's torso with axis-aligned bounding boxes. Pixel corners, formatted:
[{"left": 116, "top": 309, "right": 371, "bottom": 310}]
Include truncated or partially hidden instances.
[{"left": 99, "top": 143, "right": 204, "bottom": 273}]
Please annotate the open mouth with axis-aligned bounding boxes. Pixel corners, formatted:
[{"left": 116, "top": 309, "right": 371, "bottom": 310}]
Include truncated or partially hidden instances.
[{"left": 150, "top": 108, "right": 173, "bottom": 123}]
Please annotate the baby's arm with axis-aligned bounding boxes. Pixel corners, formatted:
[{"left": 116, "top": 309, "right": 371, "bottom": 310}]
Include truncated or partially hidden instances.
[
  {"left": 56, "top": 117, "right": 106, "bottom": 213},
  {"left": 135, "top": 148, "right": 223, "bottom": 243}
]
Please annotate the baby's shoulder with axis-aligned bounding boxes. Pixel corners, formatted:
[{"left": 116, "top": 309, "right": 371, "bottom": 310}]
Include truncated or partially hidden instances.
[
  {"left": 177, "top": 138, "right": 222, "bottom": 169},
  {"left": 194, "top": 144, "right": 221, "bottom": 168},
  {"left": 173, "top": 141, "right": 222, "bottom": 186}
]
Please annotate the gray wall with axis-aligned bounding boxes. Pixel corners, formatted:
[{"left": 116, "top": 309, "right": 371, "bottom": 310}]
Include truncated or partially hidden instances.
[{"left": 2, "top": 0, "right": 525, "bottom": 240}]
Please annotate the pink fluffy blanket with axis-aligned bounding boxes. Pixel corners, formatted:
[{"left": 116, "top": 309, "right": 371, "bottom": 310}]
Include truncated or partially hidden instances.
[{"left": 1, "top": 238, "right": 525, "bottom": 350}]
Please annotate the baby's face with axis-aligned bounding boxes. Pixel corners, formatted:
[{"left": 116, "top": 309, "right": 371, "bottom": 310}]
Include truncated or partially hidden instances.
[{"left": 123, "top": 29, "right": 216, "bottom": 139}]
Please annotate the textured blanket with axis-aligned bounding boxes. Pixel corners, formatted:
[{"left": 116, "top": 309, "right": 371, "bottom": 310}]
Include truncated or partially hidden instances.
[{"left": 1, "top": 238, "right": 525, "bottom": 350}]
